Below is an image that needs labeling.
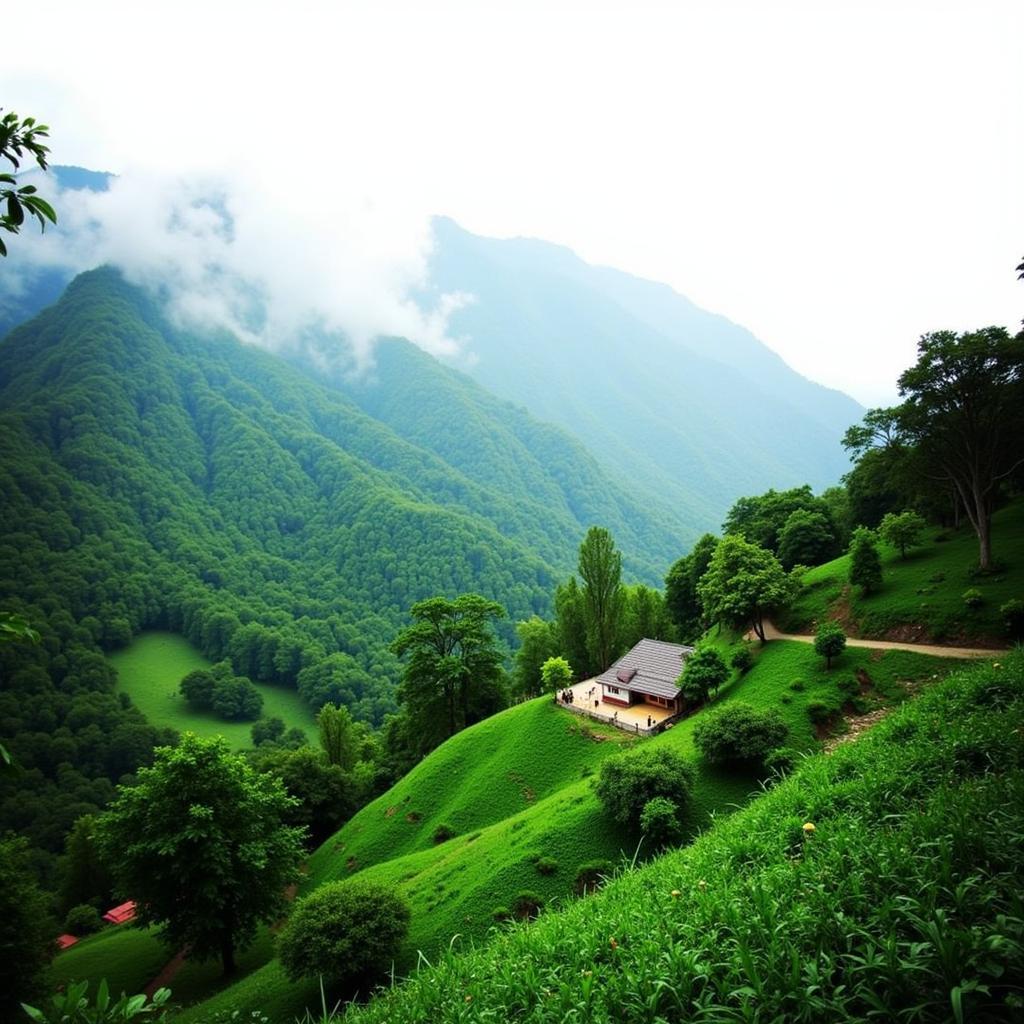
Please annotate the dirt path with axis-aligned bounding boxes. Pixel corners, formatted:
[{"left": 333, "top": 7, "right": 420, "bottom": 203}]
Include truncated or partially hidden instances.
[{"left": 756, "top": 619, "right": 1002, "bottom": 659}]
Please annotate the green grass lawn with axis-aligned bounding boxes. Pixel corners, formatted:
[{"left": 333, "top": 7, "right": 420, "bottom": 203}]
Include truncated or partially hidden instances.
[
  {"left": 778, "top": 498, "right": 1024, "bottom": 643},
  {"left": 109, "top": 632, "right": 315, "bottom": 749},
  {"left": 172, "top": 638, "right": 962, "bottom": 1023},
  {"left": 48, "top": 925, "right": 168, "bottom": 998}
]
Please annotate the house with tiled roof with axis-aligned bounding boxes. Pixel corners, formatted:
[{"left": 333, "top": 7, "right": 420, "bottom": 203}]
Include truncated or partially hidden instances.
[
  {"left": 595, "top": 638, "right": 695, "bottom": 715},
  {"left": 102, "top": 900, "right": 136, "bottom": 926}
]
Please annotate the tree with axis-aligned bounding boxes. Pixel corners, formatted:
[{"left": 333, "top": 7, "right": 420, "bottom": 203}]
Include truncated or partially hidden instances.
[
  {"left": 318, "top": 702, "right": 358, "bottom": 769},
  {"left": 0, "top": 110, "right": 57, "bottom": 257},
  {"left": 723, "top": 486, "right": 837, "bottom": 556},
  {"left": 620, "top": 583, "right": 674, "bottom": 649},
  {"left": 554, "top": 577, "right": 590, "bottom": 679},
  {"left": 391, "top": 594, "right": 507, "bottom": 756},
  {"left": 814, "top": 621, "right": 847, "bottom": 669},
  {"left": 595, "top": 747, "right": 695, "bottom": 827},
  {"left": 512, "top": 617, "right": 559, "bottom": 699},
  {"left": 777, "top": 509, "right": 838, "bottom": 570},
  {"left": 277, "top": 880, "right": 409, "bottom": 991},
  {"left": 878, "top": 510, "right": 927, "bottom": 560},
  {"left": 251, "top": 716, "right": 286, "bottom": 746},
  {"left": 697, "top": 534, "right": 793, "bottom": 642},
  {"left": 639, "top": 796, "right": 683, "bottom": 848},
  {"left": 849, "top": 527, "right": 883, "bottom": 594},
  {"left": 540, "top": 655, "right": 573, "bottom": 695},
  {"left": 693, "top": 703, "right": 788, "bottom": 767},
  {"left": 578, "top": 527, "right": 625, "bottom": 672},
  {"left": 211, "top": 675, "right": 263, "bottom": 720},
  {"left": 677, "top": 647, "right": 728, "bottom": 706},
  {"left": 95, "top": 733, "right": 304, "bottom": 975},
  {"left": 180, "top": 669, "right": 216, "bottom": 710},
  {"left": 664, "top": 533, "right": 718, "bottom": 642},
  {"left": 58, "top": 814, "right": 113, "bottom": 915},
  {"left": 896, "top": 329, "right": 1024, "bottom": 569},
  {"left": 0, "top": 835, "right": 55, "bottom": 1018}
]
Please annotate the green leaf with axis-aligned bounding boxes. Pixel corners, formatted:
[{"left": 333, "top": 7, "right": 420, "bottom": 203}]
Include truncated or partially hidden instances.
[{"left": 17, "top": 184, "right": 37, "bottom": 194}]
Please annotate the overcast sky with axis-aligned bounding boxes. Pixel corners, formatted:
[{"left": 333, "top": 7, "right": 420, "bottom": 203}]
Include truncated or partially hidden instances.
[{"left": 5, "top": 0, "right": 1022, "bottom": 405}]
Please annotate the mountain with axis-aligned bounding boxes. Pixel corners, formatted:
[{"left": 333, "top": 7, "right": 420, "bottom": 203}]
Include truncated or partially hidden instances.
[
  {"left": 0, "top": 266, "right": 685, "bottom": 726},
  {"left": 427, "top": 217, "right": 864, "bottom": 530}
]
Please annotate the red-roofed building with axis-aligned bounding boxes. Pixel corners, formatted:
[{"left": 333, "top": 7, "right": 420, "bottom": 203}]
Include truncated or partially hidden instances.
[
  {"left": 103, "top": 900, "right": 136, "bottom": 925},
  {"left": 56, "top": 934, "right": 79, "bottom": 950}
]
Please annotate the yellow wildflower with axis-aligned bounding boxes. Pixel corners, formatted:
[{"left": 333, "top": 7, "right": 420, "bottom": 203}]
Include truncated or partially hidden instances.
[{"left": 803, "top": 822, "right": 816, "bottom": 833}]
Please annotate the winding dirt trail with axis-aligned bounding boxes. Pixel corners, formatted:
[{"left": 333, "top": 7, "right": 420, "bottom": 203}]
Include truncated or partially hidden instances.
[{"left": 756, "top": 619, "right": 1003, "bottom": 659}]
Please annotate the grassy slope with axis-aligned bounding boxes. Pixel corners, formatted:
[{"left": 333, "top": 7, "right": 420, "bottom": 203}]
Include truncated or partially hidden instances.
[
  {"left": 173, "top": 640, "right": 959, "bottom": 1022},
  {"left": 779, "top": 499, "right": 1024, "bottom": 642},
  {"left": 340, "top": 652, "right": 1023, "bottom": 1024},
  {"left": 109, "top": 632, "right": 315, "bottom": 749}
]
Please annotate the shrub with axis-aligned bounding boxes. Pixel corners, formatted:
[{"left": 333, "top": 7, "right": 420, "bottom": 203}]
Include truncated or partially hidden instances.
[
  {"left": 432, "top": 823, "right": 455, "bottom": 845},
  {"left": 730, "top": 647, "right": 754, "bottom": 674},
  {"left": 511, "top": 891, "right": 545, "bottom": 920},
  {"left": 813, "top": 620, "right": 847, "bottom": 669},
  {"left": 639, "top": 796, "right": 682, "bottom": 848},
  {"left": 180, "top": 669, "right": 216, "bottom": 710},
  {"left": 764, "top": 747, "right": 798, "bottom": 778},
  {"left": 962, "top": 588, "right": 984, "bottom": 610},
  {"left": 807, "top": 701, "right": 833, "bottom": 725},
  {"left": 789, "top": 679, "right": 805, "bottom": 692},
  {"left": 693, "top": 702, "right": 788, "bottom": 766},
  {"left": 251, "top": 716, "right": 286, "bottom": 746},
  {"left": 1001, "top": 599, "right": 1024, "bottom": 640},
  {"left": 574, "top": 859, "right": 614, "bottom": 895},
  {"left": 63, "top": 903, "right": 103, "bottom": 935},
  {"left": 595, "top": 747, "right": 696, "bottom": 826},
  {"left": 492, "top": 906, "right": 512, "bottom": 922},
  {"left": 277, "top": 879, "right": 410, "bottom": 988},
  {"left": 678, "top": 647, "right": 729, "bottom": 705},
  {"left": 534, "top": 856, "right": 558, "bottom": 876}
]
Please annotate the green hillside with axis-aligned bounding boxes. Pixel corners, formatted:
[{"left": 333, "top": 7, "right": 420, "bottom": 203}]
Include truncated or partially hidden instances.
[
  {"left": 167, "top": 638, "right": 957, "bottom": 1022},
  {"left": 337, "top": 653, "right": 1023, "bottom": 1024},
  {"left": 109, "top": 632, "right": 316, "bottom": 748},
  {"left": 779, "top": 499, "right": 1024, "bottom": 642},
  {"left": 0, "top": 267, "right": 688, "bottom": 867}
]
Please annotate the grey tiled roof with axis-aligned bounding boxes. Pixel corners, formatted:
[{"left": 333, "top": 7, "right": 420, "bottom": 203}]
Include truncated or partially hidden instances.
[{"left": 596, "top": 638, "right": 695, "bottom": 700}]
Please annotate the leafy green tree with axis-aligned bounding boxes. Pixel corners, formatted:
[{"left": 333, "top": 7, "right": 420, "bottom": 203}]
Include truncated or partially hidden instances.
[
  {"left": 578, "top": 527, "right": 625, "bottom": 672},
  {"left": 0, "top": 110, "right": 57, "bottom": 257},
  {"left": 251, "top": 716, "right": 286, "bottom": 746},
  {"left": 678, "top": 647, "right": 728, "bottom": 706},
  {"left": 318, "top": 702, "right": 357, "bottom": 769},
  {"left": 777, "top": 509, "right": 838, "bottom": 570},
  {"left": 540, "top": 655, "right": 573, "bottom": 695},
  {"left": 554, "top": 577, "right": 590, "bottom": 679},
  {"left": 896, "top": 328, "right": 1024, "bottom": 570},
  {"left": 180, "top": 669, "right": 216, "bottom": 710},
  {"left": 693, "top": 703, "right": 788, "bottom": 767},
  {"left": 849, "top": 527, "right": 883, "bottom": 594},
  {"left": 697, "top": 534, "right": 792, "bottom": 642},
  {"left": 0, "top": 835, "right": 55, "bottom": 1017},
  {"left": 595, "top": 747, "right": 695, "bottom": 827},
  {"left": 664, "top": 533, "right": 718, "bottom": 642},
  {"left": 211, "top": 675, "right": 263, "bottom": 720},
  {"left": 58, "top": 814, "right": 113, "bottom": 915},
  {"left": 723, "top": 486, "right": 837, "bottom": 556},
  {"left": 878, "top": 510, "right": 927, "bottom": 560},
  {"left": 814, "top": 621, "right": 847, "bottom": 669},
  {"left": 95, "top": 733, "right": 304, "bottom": 974},
  {"left": 512, "top": 616, "right": 559, "bottom": 698},
  {"left": 63, "top": 903, "right": 103, "bottom": 935},
  {"left": 391, "top": 594, "right": 507, "bottom": 756},
  {"left": 639, "top": 796, "right": 683, "bottom": 848},
  {"left": 277, "top": 880, "right": 410, "bottom": 991},
  {"left": 620, "top": 583, "right": 674, "bottom": 649}
]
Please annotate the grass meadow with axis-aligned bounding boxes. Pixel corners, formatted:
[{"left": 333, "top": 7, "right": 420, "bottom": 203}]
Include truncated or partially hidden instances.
[{"left": 108, "top": 631, "right": 316, "bottom": 749}]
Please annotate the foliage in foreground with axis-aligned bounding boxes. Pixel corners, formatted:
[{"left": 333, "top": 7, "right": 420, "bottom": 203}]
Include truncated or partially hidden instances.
[
  {"left": 340, "top": 654, "right": 1024, "bottom": 1023},
  {"left": 22, "top": 979, "right": 170, "bottom": 1024}
]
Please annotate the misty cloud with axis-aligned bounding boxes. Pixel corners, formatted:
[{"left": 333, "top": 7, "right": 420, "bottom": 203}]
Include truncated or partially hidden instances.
[{"left": 7, "top": 167, "right": 471, "bottom": 367}]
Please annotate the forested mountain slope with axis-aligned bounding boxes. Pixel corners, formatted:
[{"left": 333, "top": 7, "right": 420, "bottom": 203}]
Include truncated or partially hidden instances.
[{"left": 428, "top": 217, "right": 863, "bottom": 530}]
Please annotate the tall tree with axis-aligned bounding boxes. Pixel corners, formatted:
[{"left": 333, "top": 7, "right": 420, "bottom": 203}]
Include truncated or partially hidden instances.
[
  {"left": 391, "top": 594, "right": 507, "bottom": 755},
  {"left": 577, "top": 527, "right": 625, "bottom": 672},
  {"left": 554, "top": 578, "right": 590, "bottom": 679},
  {"left": 318, "top": 702, "right": 358, "bottom": 769},
  {"left": 620, "top": 583, "right": 674, "bottom": 650},
  {"left": 849, "top": 527, "right": 883, "bottom": 594},
  {"left": 697, "top": 535, "right": 792, "bottom": 642},
  {"left": 895, "top": 328, "right": 1024, "bottom": 569},
  {"left": 664, "top": 533, "right": 718, "bottom": 642},
  {"left": 95, "top": 734, "right": 304, "bottom": 975},
  {"left": 512, "top": 617, "right": 559, "bottom": 699}
]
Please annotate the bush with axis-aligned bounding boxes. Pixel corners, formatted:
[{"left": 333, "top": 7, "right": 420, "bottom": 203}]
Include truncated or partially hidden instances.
[
  {"left": 849, "top": 527, "right": 882, "bottom": 594},
  {"left": 63, "top": 903, "right": 103, "bottom": 935},
  {"left": 492, "top": 906, "right": 512, "bottom": 922},
  {"left": 962, "top": 588, "right": 984, "bottom": 610},
  {"left": 679, "top": 647, "right": 729, "bottom": 705},
  {"left": 1001, "top": 598, "right": 1024, "bottom": 640},
  {"left": 813, "top": 620, "right": 847, "bottom": 669},
  {"left": 180, "top": 669, "right": 216, "bottom": 710},
  {"left": 511, "top": 891, "right": 545, "bottom": 921},
  {"left": 730, "top": 647, "right": 754, "bottom": 674},
  {"left": 211, "top": 675, "right": 263, "bottom": 721},
  {"left": 764, "top": 747, "right": 799, "bottom": 779},
  {"left": 251, "top": 717, "right": 286, "bottom": 746},
  {"left": 534, "top": 856, "right": 558, "bottom": 876},
  {"left": 277, "top": 879, "right": 410, "bottom": 988},
  {"left": 639, "top": 796, "right": 682, "bottom": 848},
  {"left": 432, "top": 823, "right": 455, "bottom": 844},
  {"left": 789, "top": 679, "right": 805, "bottom": 692},
  {"left": 693, "top": 703, "right": 788, "bottom": 766},
  {"left": 807, "top": 701, "right": 833, "bottom": 725},
  {"left": 574, "top": 859, "right": 614, "bottom": 895},
  {"left": 595, "top": 747, "right": 696, "bottom": 826}
]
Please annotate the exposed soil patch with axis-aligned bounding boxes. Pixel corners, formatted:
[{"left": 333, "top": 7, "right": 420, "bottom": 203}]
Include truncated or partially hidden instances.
[
  {"left": 384, "top": 805, "right": 397, "bottom": 818},
  {"left": 825, "top": 586, "right": 858, "bottom": 634},
  {"left": 824, "top": 707, "right": 891, "bottom": 753},
  {"left": 522, "top": 786, "right": 536, "bottom": 803},
  {"left": 346, "top": 855, "right": 359, "bottom": 872},
  {"left": 405, "top": 811, "right": 421, "bottom": 823},
  {"left": 855, "top": 668, "right": 875, "bottom": 695}
]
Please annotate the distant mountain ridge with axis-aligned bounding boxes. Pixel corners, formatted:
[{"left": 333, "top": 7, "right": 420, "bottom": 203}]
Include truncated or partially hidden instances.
[{"left": 426, "top": 216, "right": 863, "bottom": 530}]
